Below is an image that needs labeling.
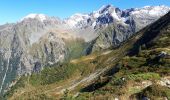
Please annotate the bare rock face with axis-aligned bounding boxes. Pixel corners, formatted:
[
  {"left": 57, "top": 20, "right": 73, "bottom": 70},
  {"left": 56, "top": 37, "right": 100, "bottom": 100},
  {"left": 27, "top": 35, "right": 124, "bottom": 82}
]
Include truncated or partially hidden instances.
[
  {"left": 0, "top": 17, "right": 67, "bottom": 94},
  {"left": 30, "top": 32, "right": 67, "bottom": 71},
  {"left": 87, "top": 22, "right": 132, "bottom": 53}
]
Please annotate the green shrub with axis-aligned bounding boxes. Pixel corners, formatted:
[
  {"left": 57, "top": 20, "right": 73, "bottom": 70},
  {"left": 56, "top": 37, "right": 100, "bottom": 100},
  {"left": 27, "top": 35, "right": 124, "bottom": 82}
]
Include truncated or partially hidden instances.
[
  {"left": 137, "top": 84, "right": 170, "bottom": 99},
  {"left": 29, "top": 63, "right": 79, "bottom": 85},
  {"left": 127, "top": 73, "right": 160, "bottom": 81}
]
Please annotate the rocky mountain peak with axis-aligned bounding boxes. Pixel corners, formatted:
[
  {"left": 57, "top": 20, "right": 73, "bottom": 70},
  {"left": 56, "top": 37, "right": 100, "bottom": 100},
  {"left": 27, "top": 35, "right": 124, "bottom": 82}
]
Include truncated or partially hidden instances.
[
  {"left": 97, "top": 4, "right": 120, "bottom": 14},
  {"left": 98, "top": 5, "right": 113, "bottom": 13}
]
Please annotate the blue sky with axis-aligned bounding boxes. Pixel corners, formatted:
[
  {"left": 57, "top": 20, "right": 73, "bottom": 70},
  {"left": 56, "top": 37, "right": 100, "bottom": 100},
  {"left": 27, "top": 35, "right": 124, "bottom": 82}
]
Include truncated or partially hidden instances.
[{"left": 0, "top": 0, "right": 170, "bottom": 25}]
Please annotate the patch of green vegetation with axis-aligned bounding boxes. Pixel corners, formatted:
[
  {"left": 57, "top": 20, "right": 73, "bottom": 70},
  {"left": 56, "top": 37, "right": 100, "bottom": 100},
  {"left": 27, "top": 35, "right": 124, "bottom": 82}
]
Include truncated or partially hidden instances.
[
  {"left": 110, "top": 73, "right": 160, "bottom": 87},
  {"left": 65, "top": 39, "right": 88, "bottom": 60},
  {"left": 34, "top": 94, "right": 55, "bottom": 100},
  {"left": 136, "top": 84, "right": 170, "bottom": 99},
  {"left": 29, "top": 63, "right": 79, "bottom": 85},
  {"left": 129, "top": 87, "right": 142, "bottom": 94},
  {"left": 120, "top": 47, "right": 170, "bottom": 75},
  {"left": 127, "top": 73, "right": 160, "bottom": 81},
  {"left": 123, "top": 56, "right": 146, "bottom": 68},
  {"left": 18, "top": 93, "right": 55, "bottom": 100}
]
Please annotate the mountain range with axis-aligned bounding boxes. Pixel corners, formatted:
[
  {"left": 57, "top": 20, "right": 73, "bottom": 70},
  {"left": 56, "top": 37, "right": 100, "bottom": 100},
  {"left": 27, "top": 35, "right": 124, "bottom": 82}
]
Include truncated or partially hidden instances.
[{"left": 0, "top": 4, "right": 170, "bottom": 99}]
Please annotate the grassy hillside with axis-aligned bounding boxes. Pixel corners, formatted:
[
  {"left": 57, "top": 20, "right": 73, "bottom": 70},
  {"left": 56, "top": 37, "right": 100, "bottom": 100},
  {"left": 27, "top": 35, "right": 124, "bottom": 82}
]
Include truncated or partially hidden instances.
[
  {"left": 4, "top": 43, "right": 131, "bottom": 100},
  {"left": 64, "top": 38, "right": 88, "bottom": 60},
  {"left": 74, "top": 11, "right": 170, "bottom": 99},
  {"left": 4, "top": 12, "right": 170, "bottom": 100}
]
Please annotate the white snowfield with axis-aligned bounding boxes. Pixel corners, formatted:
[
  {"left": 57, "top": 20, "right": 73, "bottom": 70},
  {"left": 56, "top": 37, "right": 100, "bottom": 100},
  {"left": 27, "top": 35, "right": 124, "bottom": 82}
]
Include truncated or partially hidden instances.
[
  {"left": 22, "top": 13, "right": 48, "bottom": 22},
  {"left": 21, "top": 5, "right": 170, "bottom": 28}
]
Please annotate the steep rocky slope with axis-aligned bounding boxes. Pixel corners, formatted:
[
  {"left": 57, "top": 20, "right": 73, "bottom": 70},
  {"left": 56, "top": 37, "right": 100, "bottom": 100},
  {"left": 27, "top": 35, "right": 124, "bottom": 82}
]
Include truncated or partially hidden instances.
[{"left": 0, "top": 17, "right": 69, "bottom": 94}]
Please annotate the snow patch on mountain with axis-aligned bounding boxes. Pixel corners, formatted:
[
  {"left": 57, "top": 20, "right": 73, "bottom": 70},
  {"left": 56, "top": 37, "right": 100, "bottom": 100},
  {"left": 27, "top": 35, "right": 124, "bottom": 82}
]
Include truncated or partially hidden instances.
[
  {"left": 22, "top": 14, "right": 48, "bottom": 22},
  {"left": 20, "top": 5, "right": 170, "bottom": 30},
  {"left": 65, "top": 13, "right": 90, "bottom": 27},
  {"left": 66, "top": 5, "right": 170, "bottom": 29},
  {"left": 131, "top": 5, "right": 170, "bottom": 16}
]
